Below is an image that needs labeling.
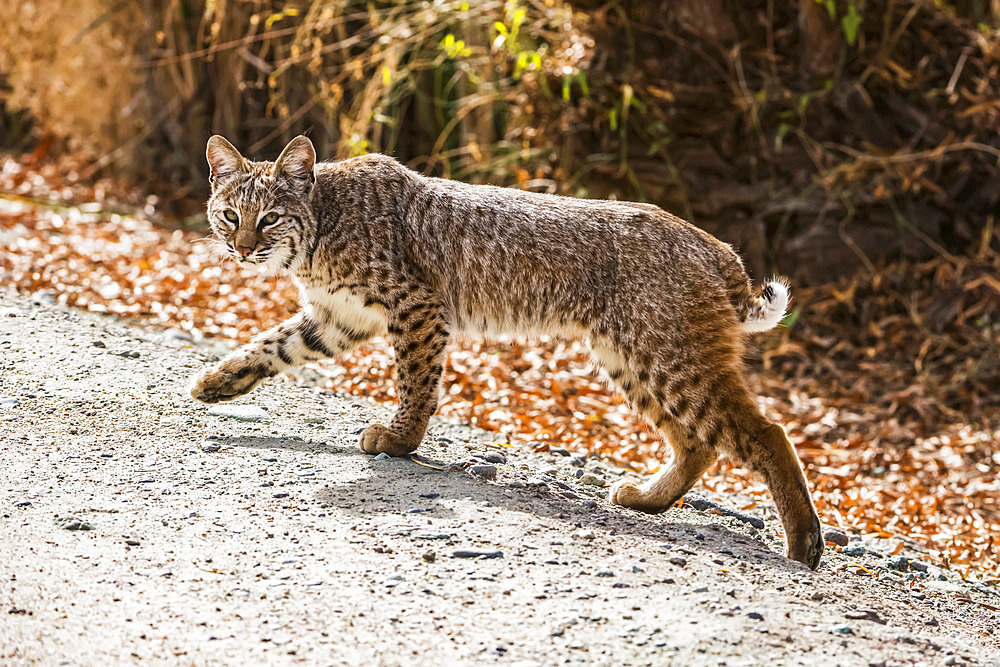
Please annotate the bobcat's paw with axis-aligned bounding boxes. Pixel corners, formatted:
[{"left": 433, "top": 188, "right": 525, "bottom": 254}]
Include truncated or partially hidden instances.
[
  {"left": 190, "top": 360, "right": 269, "bottom": 403},
  {"left": 786, "top": 517, "right": 824, "bottom": 571},
  {"left": 609, "top": 480, "right": 647, "bottom": 510},
  {"left": 359, "top": 424, "right": 420, "bottom": 457}
]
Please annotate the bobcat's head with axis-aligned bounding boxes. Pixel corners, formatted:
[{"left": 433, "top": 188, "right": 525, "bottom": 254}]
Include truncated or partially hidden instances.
[{"left": 205, "top": 135, "right": 317, "bottom": 272}]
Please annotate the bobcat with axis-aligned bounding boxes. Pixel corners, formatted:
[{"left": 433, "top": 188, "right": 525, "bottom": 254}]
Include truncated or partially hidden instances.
[{"left": 191, "top": 135, "right": 824, "bottom": 569}]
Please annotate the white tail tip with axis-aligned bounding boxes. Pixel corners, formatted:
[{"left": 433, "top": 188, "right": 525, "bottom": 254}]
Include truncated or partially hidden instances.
[{"left": 743, "top": 280, "right": 789, "bottom": 333}]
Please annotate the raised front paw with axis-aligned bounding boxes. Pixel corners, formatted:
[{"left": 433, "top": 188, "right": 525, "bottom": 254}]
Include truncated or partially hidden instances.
[
  {"left": 190, "top": 360, "right": 270, "bottom": 403},
  {"left": 358, "top": 424, "right": 421, "bottom": 457}
]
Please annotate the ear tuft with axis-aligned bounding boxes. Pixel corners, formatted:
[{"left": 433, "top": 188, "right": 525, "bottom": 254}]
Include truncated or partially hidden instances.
[
  {"left": 206, "top": 135, "right": 247, "bottom": 182},
  {"left": 273, "top": 135, "right": 316, "bottom": 185}
]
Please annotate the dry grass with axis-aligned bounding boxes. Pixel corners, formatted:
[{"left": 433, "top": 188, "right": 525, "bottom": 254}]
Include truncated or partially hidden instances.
[
  {"left": 0, "top": 0, "right": 586, "bottom": 189},
  {"left": 0, "top": 0, "right": 144, "bottom": 158}
]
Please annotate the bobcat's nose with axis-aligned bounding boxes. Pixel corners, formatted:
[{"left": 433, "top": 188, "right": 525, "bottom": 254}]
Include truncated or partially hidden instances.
[{"left": 235, "top": 244, "right": 256, "bottom": 259}]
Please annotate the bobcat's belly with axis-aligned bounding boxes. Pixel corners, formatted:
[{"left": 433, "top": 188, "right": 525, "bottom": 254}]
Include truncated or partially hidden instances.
[{"left": 301, "top": 284, "right": 388, "bottom": 334}]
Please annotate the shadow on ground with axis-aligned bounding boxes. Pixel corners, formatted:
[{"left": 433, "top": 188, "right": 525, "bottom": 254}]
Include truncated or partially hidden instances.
[{"left": 225, "top": 434, "right": 803, "bottom": 573}]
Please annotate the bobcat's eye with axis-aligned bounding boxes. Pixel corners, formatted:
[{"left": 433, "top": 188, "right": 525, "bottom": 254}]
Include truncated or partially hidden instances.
[
  {"left": 259, "top": 211, "right": 280, "bottom": 229},
  {"left": 223, "top": 209, "right": 239, "bottom": 224}
]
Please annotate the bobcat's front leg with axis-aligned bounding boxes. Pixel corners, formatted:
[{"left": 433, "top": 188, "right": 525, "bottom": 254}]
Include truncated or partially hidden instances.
[
  {"left": 191, "top": 311, "right": 368, "bottom": 403},
  {"left": 360, "top": 298, "right": 448, "bottom": 457}
]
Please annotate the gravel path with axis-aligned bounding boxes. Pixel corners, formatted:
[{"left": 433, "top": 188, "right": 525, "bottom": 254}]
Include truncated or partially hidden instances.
[{"left": 1, "top": 288, "right": 997, "bottom": 666}]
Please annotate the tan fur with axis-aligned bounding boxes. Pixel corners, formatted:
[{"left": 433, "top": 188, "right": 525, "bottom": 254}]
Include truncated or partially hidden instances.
[{"left": 190, "top": 136, "right": 823, "bottom": 569}]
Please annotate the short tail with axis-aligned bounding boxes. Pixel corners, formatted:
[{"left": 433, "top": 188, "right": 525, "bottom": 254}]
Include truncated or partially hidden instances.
[{"left": 740, "top": 279, "right": 789, "bottom": 333}]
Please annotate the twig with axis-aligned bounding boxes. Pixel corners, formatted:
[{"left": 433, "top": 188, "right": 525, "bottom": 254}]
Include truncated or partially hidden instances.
[{"left": 945, "top": 48, "right": 970, "bottom": 95}]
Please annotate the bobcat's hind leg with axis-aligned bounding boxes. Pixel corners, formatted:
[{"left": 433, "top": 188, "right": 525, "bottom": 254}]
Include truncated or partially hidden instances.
[
  {"left": 741, "top": 420, "right": 824, "bottom": 569},
  {"left": 592, "top": 341, "right": 719, "bottom": 513},
  {"left": 609, "top": 421, "right": 717, "bottom": 514},
  {"left": 694, "top": 370, "right": 823, "bottom": 570}
]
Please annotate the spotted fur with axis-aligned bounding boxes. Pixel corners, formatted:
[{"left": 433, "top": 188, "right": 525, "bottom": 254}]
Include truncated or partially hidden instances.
[{"left": 190, "top": 135, "right": 823, "bottom": 569}]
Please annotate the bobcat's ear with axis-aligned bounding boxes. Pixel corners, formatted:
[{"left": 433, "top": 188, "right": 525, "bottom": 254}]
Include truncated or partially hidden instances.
[
  {"left": 273, "top": 135, "right": 316, "bottom": 187},
  {"left": 206, "top": 135, "right": 247, "bottom": 183}
]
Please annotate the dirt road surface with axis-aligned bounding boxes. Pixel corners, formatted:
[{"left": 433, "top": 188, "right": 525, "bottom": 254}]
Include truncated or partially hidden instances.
[{"left": 1, "top": 288, "right": 997, "bottom": 665}]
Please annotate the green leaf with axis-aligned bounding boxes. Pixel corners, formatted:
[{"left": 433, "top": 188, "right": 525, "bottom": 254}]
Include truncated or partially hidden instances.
[
  {"left": 775, "top": 122, "right": 791, "bottom": 151},
  {"left": 512, "top": 8, "right": 526, "bottom": 32},
  {"left": 797, "top": 92, "right": 814, "bottom": 116},
  {"left": 514, "top": 51, "right": 528, "bottom": 78},
  {"left": 609, "top": 107, "right": 618, "bottom": 132},
  {"left": 780, "top": 305, "right": 803, "bottom": 329},
  {"left": 562, "top": 76, "right": 571, "bottom": 102},
  {"left": 841, "top": 4, "right": 861, "bottom": 46}
]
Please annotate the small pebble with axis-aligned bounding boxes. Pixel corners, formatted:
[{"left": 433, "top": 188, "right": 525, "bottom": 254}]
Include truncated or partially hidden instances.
[
  {"left": 573, "top": 529, "right": 596, "bottom": 540},
  {"left": 419, "top": 492, "right": 440, "bottom": 499},
  {"left": 92, "top": 340, "right": 107, "bottom": 348},
  {"left": 595, "top": 570, "right": 614, "bottom": 577},
  {"left": 482, "top": 451, "right": 507, "bottom": 464},
  {"left": 574, "top": 469, "right": 584, "bottom": 479},
  {"left": 841, "top": 545, "right": 866, "bottom": 557},
  {"left": 55, "top": 516, "right": 94, "bottom": 531},
  {"left": 549, "top": 447, "right": 570, "bottom": 457},
  {"left": 845, "top": 609, "right": 885, "bottom": 624},
  {"left": 823, "top": 527, "right": 849, "bottom": 547},
  {"left": 828, "top": 625, "right": 853, "bottom": 636},
  {"left": 207, "top": 405, "right": 269, "bottom": 422},
  {"left": 14, "top": 500, "right": 31, "bottom": 507},
  {"left": 0, "top": 397, "right": 21, "bottom": 410},
  {"left": 579, "top": 474, "right": 606, "bottom": 487},
  {"left": 422, "top": 551, "right": 436, "bottom": 562},
  {"left": 468, "top": 464, "right": 497, "bottom": 481},
  {"left": 373, "top": 453, "right": 392, "bottom": 461},
  {"left": 668, "top": 556, "right": 687, "bottom": 567},
  {"left": 909, "top": 560, "right": 928, "bottom": 573},
  {"left": 887, "top": 555, "right": 910, "bottom": 572},
  {"left": 568, "top": 455, "right": 586, "bottom": 467},
  {"left": 124, "top": 539, "right": 141, "bottom": 546},
  {"left": 747, "top": 612, "right": 764, "bottom": 621},
  {"left": 201, "top": 442, "right": 221, "bottom": 453},
  {"left": 452, "top": 548, "right": 503, "bottom": 559}
]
